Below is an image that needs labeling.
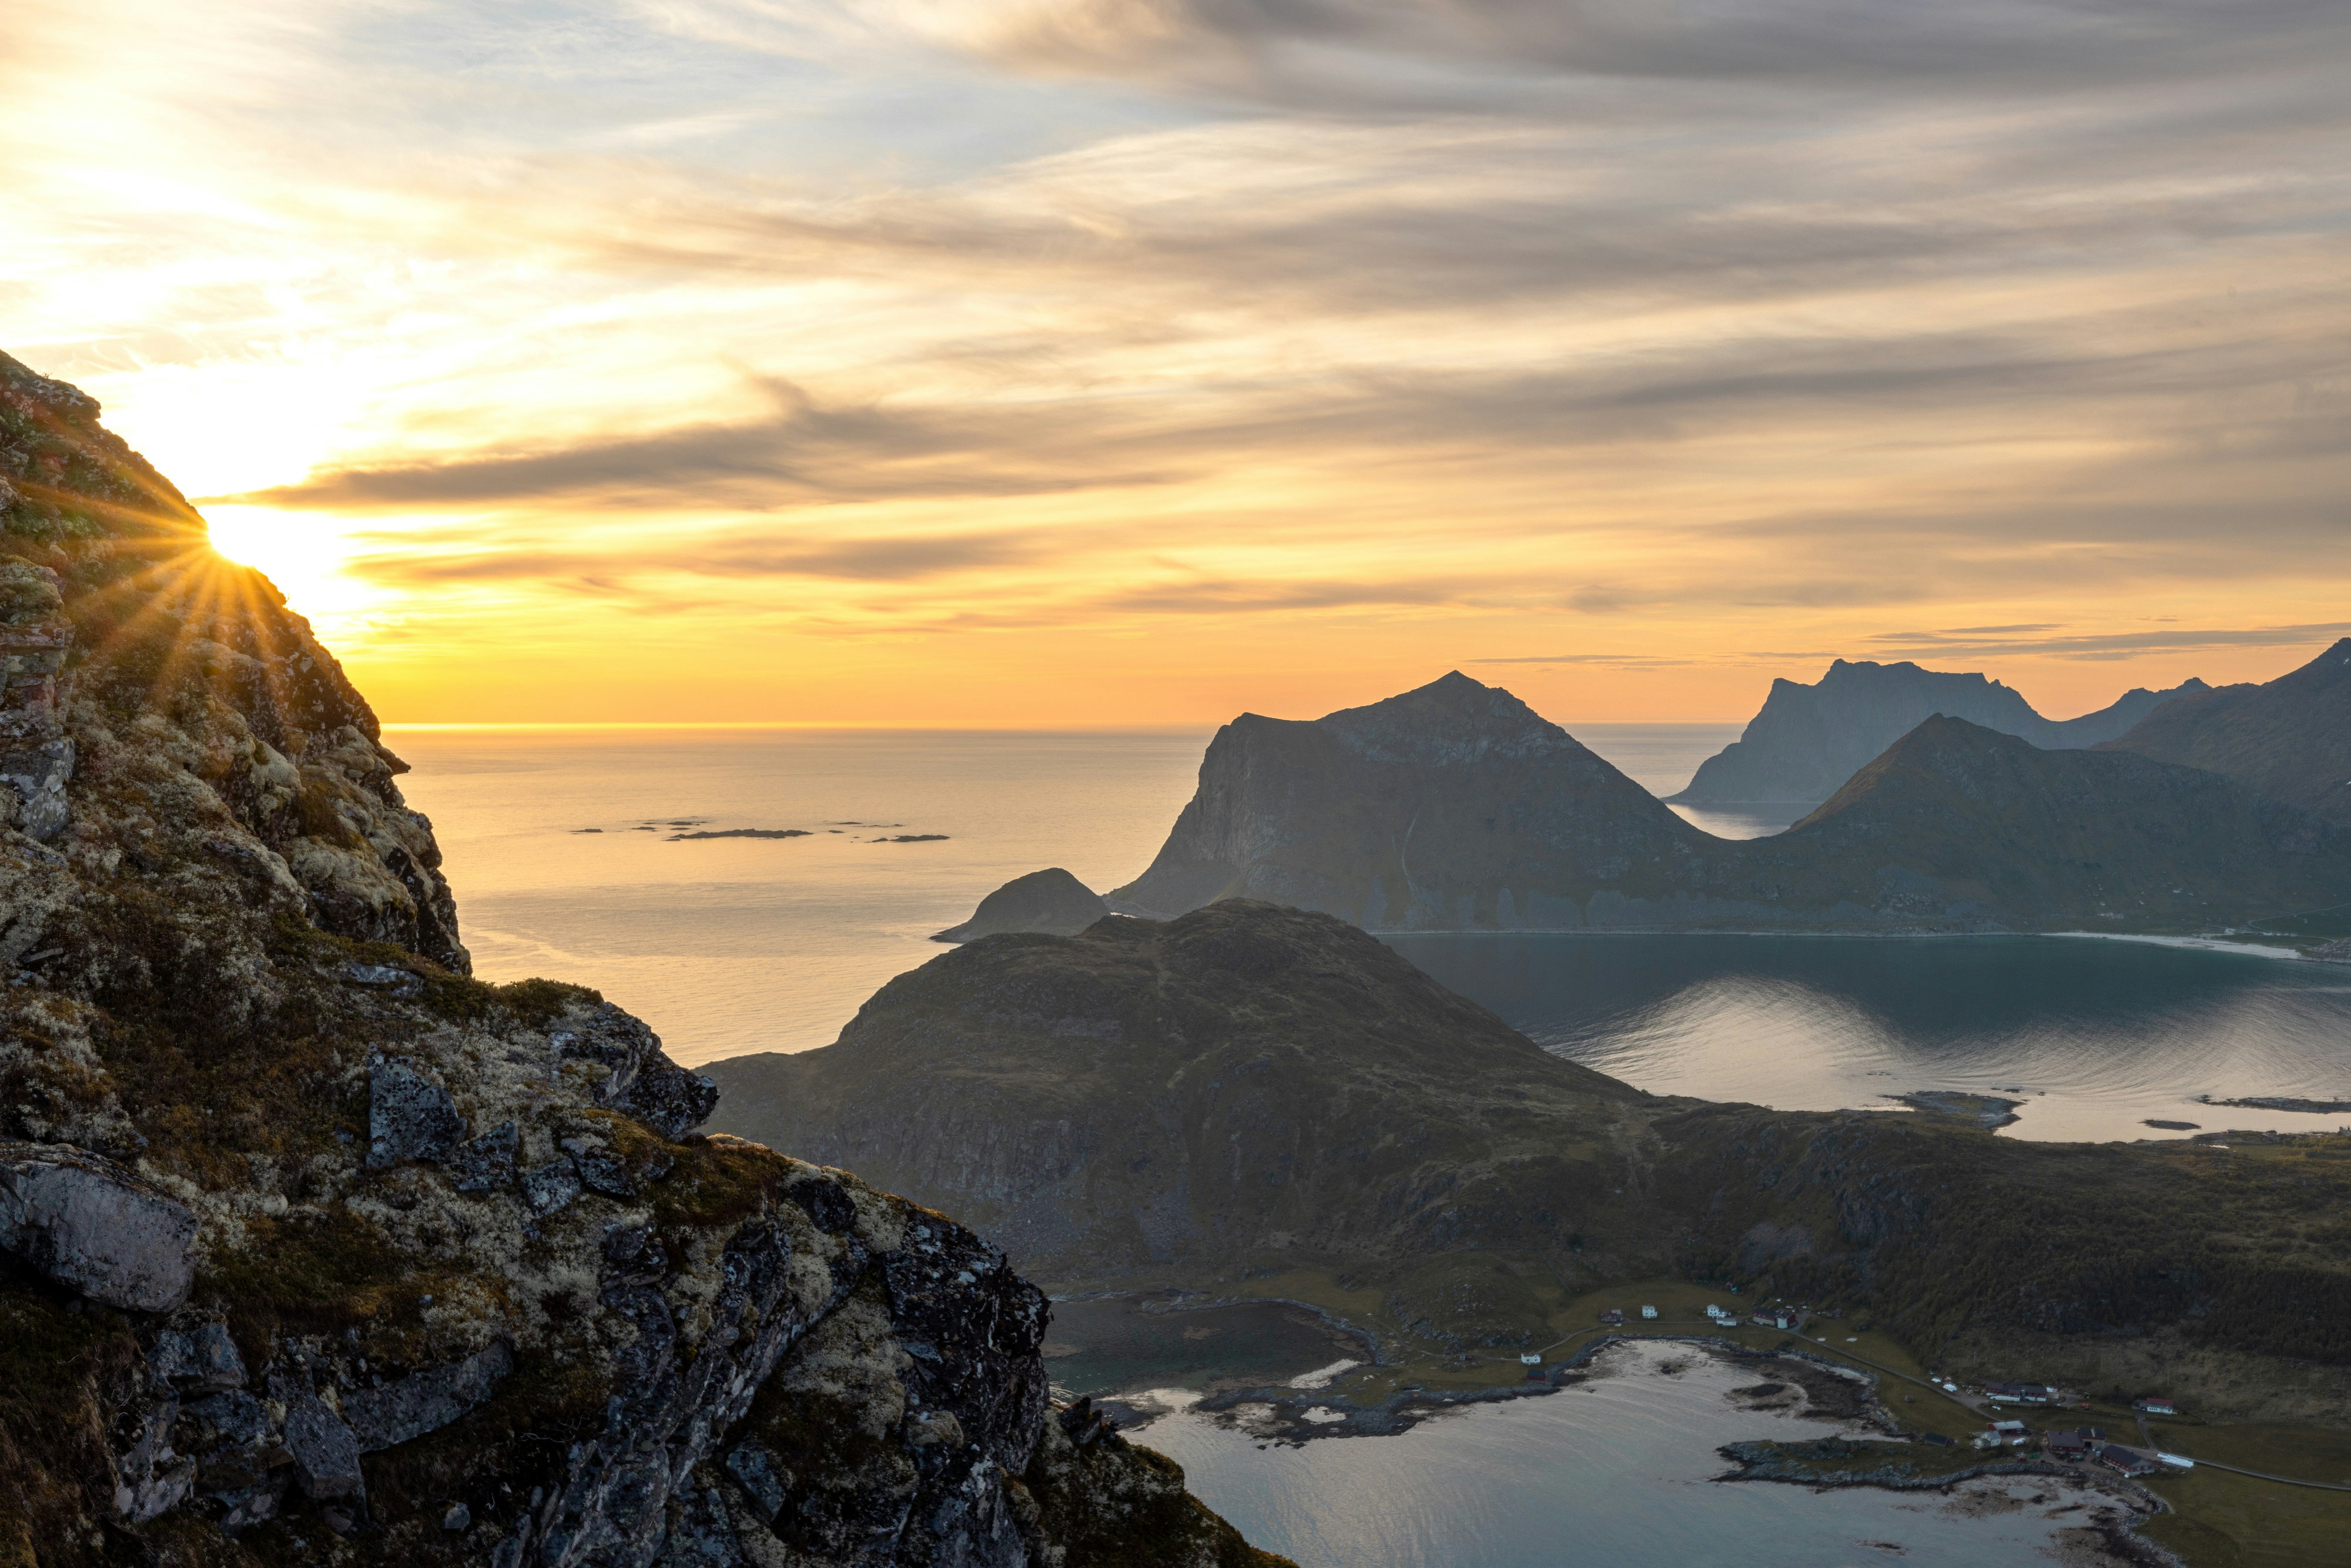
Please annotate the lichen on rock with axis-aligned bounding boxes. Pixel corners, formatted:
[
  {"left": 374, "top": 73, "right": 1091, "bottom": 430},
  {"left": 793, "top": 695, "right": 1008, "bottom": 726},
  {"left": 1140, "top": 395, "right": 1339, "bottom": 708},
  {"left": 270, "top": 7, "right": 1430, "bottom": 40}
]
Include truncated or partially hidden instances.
[{"left": 0, "top": 347, "right": 1291, "bottom": 1566}]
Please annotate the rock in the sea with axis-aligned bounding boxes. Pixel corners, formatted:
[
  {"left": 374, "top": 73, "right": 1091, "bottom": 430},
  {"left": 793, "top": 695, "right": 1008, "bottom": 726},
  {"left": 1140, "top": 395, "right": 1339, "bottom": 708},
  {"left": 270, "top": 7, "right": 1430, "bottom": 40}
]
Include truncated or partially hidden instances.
[
  {"left": 367, "top": 1056, "right": 465, "bottom": 1168},
  {"left": 931, "top": 867, "right": 1111, "bottom": 943},
  {"left": 343, "top": 1342, "right": 515, "bottom": 1452},
  {"left": 0, "top": 1142, "right": 197, "bottom": 1312}
]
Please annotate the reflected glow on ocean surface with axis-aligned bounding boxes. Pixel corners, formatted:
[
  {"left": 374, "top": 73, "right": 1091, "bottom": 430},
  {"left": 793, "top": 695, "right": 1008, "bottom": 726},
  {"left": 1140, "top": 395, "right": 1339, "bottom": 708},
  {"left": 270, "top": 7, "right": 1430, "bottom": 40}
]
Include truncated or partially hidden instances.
[
  {"left": 390, "top": 723, "right": 2351, "bottom": 1140},
  {"left": 1136, "top": 1341, "right": 2132, "bottom": 1567},
  {"left": 1387, "top": 933, "right": 2351, "bottom": 1142}
]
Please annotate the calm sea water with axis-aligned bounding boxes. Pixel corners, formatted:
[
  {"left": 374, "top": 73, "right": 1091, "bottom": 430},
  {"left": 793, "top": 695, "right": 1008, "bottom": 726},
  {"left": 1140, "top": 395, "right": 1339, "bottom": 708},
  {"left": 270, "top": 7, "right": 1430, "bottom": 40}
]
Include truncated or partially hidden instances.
[
  {"left": 1135, "top": 1339, "right": 2127, "bottom": 1567},
  {"left": 390, "top": 725, "right": 2351, "bottom": 1143}
]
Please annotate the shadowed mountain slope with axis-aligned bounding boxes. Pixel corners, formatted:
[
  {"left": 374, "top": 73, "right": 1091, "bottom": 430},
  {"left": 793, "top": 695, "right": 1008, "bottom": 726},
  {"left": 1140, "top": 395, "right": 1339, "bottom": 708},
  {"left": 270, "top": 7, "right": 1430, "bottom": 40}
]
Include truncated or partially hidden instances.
[
  {"left": 709, "top": 902, "right": 1644, "bottom": 1278},
  {"left": 1669, "top": 658, "right": 2206, "bottom": 810},
  {"left": 708, "top": 900, "right": 2351, "bottom": 1413},
  {"left": 2104, "top": 638, "right": 2351, "bottom": 827},
  {"left": 1111, "top": 672, "right": 1713, "bottom": 927},
  {"left": 1110, "top": 672, "right": 2351, "bottom": 934},
  {"left": 0, "top": 351, "right": 1285, "bottom": 1568}
]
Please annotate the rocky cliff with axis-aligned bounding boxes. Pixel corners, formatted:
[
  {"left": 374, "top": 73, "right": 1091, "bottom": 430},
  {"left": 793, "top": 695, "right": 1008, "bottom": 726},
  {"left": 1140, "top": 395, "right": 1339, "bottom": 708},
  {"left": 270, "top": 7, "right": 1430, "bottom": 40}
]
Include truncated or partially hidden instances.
[
  {"left": 707, "top": 900, "right": 2351, "bottom": 1413},
  {"left": 1667, "top": 659, "right": 2206, "bottom": 809},
  {"left": 2103, "top": 638, "right": 2351, "bottom": 826},
  {"left": 1111, "top": 672, "right": 1712, "bottom": 927},
  {"left": 1111, "top": 674, "right": 2351, "bottom": 935},
  {"left": 0, "top": 352, "right": 1285, "bottom": 1568}
]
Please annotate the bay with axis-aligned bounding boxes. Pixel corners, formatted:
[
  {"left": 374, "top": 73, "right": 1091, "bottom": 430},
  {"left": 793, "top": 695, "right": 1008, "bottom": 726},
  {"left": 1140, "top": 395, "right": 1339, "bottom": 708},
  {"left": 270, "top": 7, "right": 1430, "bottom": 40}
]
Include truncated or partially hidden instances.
[
  {"left": 1131, "top": 1339, "right": 2138, "bottom": 1567},
  {"left": 389, "top": 725, "right": 2351, "bottom": 1143}
]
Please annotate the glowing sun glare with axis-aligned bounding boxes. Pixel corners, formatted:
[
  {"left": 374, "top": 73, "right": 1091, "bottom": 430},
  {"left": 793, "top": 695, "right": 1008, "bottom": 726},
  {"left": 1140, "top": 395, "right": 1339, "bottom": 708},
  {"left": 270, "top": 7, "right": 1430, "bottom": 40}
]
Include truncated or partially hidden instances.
[{"left": 204, "top": 507, "right": 381, "bottom": 634}]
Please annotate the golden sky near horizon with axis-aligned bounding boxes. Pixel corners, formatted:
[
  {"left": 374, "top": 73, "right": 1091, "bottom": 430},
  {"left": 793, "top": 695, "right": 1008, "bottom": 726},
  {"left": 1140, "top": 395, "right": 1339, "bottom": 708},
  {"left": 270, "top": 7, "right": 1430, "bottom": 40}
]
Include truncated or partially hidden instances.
[{"left": 8, "top": 0, "right": 2349, "bottom": 726}]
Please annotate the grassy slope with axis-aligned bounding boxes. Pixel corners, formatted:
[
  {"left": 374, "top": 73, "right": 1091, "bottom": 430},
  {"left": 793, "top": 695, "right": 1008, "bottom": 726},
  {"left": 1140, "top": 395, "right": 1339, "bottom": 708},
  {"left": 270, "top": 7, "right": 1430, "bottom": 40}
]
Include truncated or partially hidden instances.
[{"left": 2106, "top": 639, "right": 2351, "bottom": 829}]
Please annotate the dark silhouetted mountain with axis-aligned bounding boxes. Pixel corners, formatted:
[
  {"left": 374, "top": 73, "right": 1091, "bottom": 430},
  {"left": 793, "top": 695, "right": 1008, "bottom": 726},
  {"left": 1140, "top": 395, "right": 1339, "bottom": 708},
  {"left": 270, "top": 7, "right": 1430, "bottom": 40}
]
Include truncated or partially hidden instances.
[
  {"left": 2103, "top": 638, "right": 2351, "bottom": 826},
  {"left": 1111, "top": 672, "right": 1710, "bottom": 928},
  {"left": 710, "top": 902, "right": 1642, "bottom": 1284},
  {"left": 1109, "top": 675, "right": 2351, "bottom": 934},
  {"left": 1668, "top": 659, "right": 2208, "bottom": 809},
  {"left": 933, "top": 866, "right": 1110, "bottom": 942}
]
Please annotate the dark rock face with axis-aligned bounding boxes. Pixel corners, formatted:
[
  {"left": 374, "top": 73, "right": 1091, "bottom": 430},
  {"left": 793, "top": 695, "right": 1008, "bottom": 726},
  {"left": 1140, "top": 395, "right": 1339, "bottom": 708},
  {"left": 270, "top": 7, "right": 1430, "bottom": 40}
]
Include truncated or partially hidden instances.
[
  {"left": 1669, "top": 658, "right": 2208, "bottom": 810},
  {"left": 2104, "top": 637, "right": 2351, "bottom": 824},
  {"left": 1112, "top": 673, "right": 2351, "bottom": 934},
  {"left": 0, "top": 347, "right": 1287, "bottom": 1568},
  {"left": 552, "top": 1004, "right": 719, "bottom": 1140},
  {"left": 933, "top": 867, "right": 1110, "bottom": 943},
  {"left": 0, "top": 1141, "right": 197, "bottom": 1311},
  {"left": 343, "top": 1343, "right": 516, "bottom": 1452},
  {"left": 1114, "top": 672, "right": 1708, "bottom": 928},
  {"left": 368, "top": 1055, "right": 466, "bottom": 1167}
]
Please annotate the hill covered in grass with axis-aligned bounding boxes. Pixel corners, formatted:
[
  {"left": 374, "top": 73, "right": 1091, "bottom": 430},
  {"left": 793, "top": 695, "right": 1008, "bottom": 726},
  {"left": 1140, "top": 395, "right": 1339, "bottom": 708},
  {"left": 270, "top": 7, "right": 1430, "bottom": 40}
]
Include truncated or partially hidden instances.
[
  {"left": 2106, "top": 638, "right": 2351, "bottom": 828},
  {"left": 709, "top": 900, "right": 2351, "bottom": 1425}
]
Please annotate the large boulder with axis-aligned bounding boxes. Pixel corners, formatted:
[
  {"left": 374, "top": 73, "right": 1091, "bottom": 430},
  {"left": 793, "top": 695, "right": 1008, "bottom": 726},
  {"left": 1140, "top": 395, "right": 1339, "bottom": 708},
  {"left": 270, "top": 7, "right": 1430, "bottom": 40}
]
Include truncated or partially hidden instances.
[{"left": 0, "top": 1142, "right": 197, "bottom": 1312}]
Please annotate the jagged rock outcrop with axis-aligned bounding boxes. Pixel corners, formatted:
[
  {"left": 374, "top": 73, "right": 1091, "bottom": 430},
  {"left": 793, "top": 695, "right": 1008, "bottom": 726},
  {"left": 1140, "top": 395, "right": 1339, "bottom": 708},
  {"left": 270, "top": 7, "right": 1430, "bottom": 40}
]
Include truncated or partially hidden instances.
[
  {"left": 1110, "top": 674, "right": 2351, "bottom": 934},
  {"left": 2102, "top": 638, "right": 2351, "bottom": 825},
  {"left": 0, "top": 351, "right": 1288, "bottom": 1568},
  {"left": 932, "top": 869, "right": 1110, "bottom": 943},
  {"left": 1667, "top": 658, "right": 2207, "bottom": 810}
]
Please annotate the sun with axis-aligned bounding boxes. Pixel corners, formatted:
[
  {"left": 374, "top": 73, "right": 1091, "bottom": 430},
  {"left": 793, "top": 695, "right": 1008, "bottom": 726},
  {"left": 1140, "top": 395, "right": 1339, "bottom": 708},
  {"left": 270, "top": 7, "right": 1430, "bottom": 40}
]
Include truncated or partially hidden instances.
[{"left": 204, "top": 506, "right": 383, "bottom": 634}]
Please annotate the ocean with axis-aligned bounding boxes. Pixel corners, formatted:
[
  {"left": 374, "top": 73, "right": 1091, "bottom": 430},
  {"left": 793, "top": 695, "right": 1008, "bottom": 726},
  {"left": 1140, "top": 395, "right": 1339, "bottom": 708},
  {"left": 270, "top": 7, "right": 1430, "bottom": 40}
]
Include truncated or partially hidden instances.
[{"left": 390, "top": 724, "right": 2351, "bottom": 1141}]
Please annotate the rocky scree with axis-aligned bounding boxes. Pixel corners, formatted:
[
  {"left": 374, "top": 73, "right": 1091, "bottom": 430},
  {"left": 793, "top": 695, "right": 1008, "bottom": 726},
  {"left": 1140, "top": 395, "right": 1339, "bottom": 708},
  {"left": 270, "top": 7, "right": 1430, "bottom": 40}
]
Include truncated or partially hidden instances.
[{"left": 0, "top": 350, "right": 1288, "bottom": 1568}]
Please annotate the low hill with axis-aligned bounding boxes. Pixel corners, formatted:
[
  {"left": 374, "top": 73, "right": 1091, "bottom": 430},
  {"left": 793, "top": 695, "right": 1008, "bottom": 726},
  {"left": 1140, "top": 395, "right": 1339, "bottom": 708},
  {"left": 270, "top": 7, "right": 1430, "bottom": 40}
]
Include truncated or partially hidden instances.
[
  {"left": 1111, "top": 673, "right": 2351, "bottom": 934},
  {"left": 1669, "top": 658, "right": 2206, "bottom": 810},
  {"left": 933, "top": 866, "right": 1110, "bottom": 942},
  {"left": 709, "top": 902, "right": 1644, "bottom": 1278},
  {"left": 707, "top": 900, "right": 2351, "bottom": 1418},
  {"left": 2104, "top": 638, "right": 2351, "bottom": 826}
]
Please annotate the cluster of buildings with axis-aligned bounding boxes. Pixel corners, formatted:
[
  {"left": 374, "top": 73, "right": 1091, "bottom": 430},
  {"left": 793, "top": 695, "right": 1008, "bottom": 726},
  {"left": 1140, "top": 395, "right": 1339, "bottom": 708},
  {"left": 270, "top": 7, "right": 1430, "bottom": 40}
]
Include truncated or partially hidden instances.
[{"left": 1963, "top": 1415, "right": 2192, "bottom": 1477}]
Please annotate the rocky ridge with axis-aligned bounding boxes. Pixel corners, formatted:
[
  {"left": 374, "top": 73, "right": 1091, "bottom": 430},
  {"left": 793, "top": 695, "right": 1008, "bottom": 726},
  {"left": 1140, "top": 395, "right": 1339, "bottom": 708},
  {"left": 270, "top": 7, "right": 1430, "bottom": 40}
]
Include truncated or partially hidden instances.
[
  {"left": 1668, "top": 658, "right": 2206, "bottom": 810},
  {"left": 0, "top": 351, "right": 1285, "bottom": 1567}
]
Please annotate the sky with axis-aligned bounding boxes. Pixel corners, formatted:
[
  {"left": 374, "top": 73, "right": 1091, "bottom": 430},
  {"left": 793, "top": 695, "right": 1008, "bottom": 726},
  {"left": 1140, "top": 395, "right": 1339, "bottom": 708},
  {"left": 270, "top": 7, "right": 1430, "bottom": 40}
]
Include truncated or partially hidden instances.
[{"left": 6, "top": 0, "right": 2348, "bottom": 726}]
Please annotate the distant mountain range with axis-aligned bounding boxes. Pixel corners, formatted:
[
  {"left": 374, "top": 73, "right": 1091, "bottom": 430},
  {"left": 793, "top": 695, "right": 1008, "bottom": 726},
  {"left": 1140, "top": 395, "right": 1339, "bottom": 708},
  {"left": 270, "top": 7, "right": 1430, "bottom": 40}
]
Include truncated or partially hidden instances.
[
  {"left": 1669, "top": 659, "right": 2208, "bottom": 810},
  {"left": 2104, "top": 637, "right": 2351, "bottom": 826},
  {"left": 1099, "top": 672, "right": 2350, "bottom": 935}
]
